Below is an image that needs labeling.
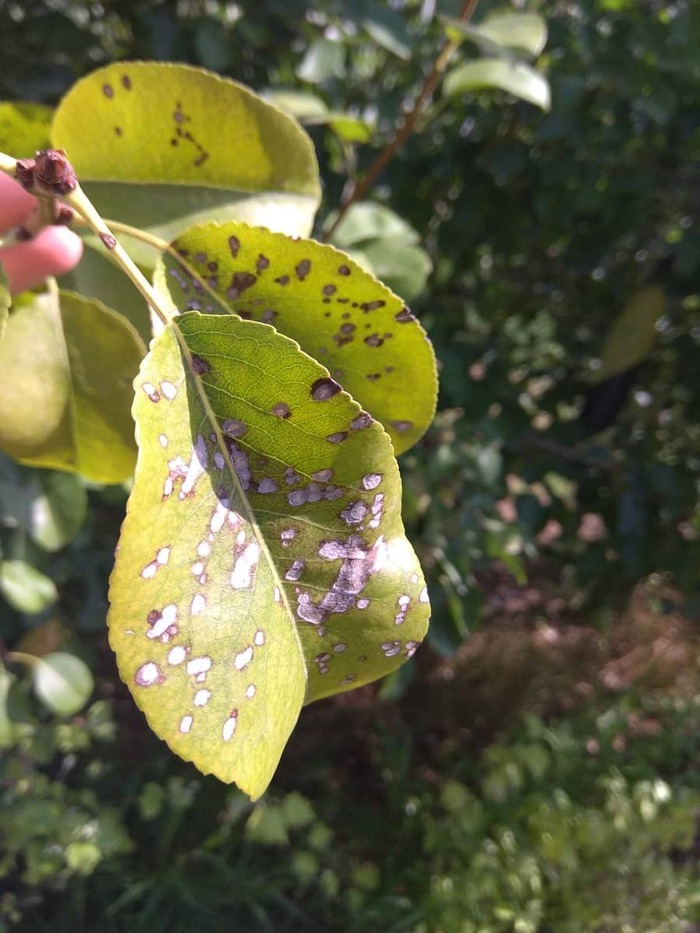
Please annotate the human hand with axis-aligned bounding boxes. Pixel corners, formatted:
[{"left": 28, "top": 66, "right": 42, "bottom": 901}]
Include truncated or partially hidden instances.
[{"left": 0, "top": 172, "right": 83, "bottom": 295}]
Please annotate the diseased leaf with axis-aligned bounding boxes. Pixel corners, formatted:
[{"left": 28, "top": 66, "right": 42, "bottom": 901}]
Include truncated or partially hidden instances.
[
  {"left": 443, "top": 58, "right": 551, "bottom": 111},
  {"left": 108, "top": 313, "right": 430, "bottom": 798},
  {"left": 0, "top": 101, "right": 53, "bottom": 157},
  {"left": 31, "top": 651, "right": 94, "bottom": 715},
  {"left": 155, "top": 222, "right": 437, "bottom": 454},
  {"left": 52, "top": 62, "right": 321, "bottom": 266},
  {"left": 0, "top": 665, "right": 15, "bottom": 748},
  {"left": 0, "top": 290, "right": 145, "bottom": 482}
]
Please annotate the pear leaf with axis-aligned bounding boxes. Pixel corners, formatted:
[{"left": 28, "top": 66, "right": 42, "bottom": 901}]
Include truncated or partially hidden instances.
[
  {"left": 155, "top": 222, "right": 437, "bottom": 454},
  {"left": 0, "top": 289, "right": 144, "bottom": 482},
  {"left": 52, "top": 62, "right": 322, "bottom": 268},
  {"left": 108, "top": 313, "right": 429, "bottom": 798}
]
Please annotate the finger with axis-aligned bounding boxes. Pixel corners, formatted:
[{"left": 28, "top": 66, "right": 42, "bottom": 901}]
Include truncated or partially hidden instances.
[
  {"left": 0, "top": 173, "right": 37, "bottom": 232},
  {"left": 0, "top": 226, "right": 83, "bottom": 295}
]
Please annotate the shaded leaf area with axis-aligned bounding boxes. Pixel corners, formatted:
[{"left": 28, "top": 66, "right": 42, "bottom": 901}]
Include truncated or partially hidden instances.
[
  {"left": 329, "top": 202, "right": 433, "bottom": 302},
  {"left": 591, "top": 285, "right": 666, "bottom": 385},
  {"left": 0, "top": 289, "right": 144, "bottom": 482},
  {"left": 156, "top": 222, "right": 437, "bottom": 454},
  {"left": 52, "top": 61, "right": 321, "bottom": 272},
  {"left": 0, "top": 453, "right": 87, "bottom": 552},
  {"left": 108, "top": 313, "right": 428, "bottom": 797},
  {"left": 0, "top": 560, "right": 57, "bottom": 614},
  {"left": 0, "top": 101, "right": 53, "bottom": 157},
  {"left": 32, "top": 652, "right": 94, "bottom": 716}
]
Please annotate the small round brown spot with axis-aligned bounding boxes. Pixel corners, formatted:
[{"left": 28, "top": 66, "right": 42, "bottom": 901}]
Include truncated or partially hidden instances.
[
  {"left": 275, "top": 275, "right": 290, "bottom": 286},
  {"left": 271, "top": 402, "right": 291, "bottom": 419},
  {"left": 322, "top": 284, "right": 337, "bottom": 296},
  {"left": 102, "top": 83, "right": 114, "bottom": 98},
  {"left": 338, "top": 265, "right": 351, "bottom": 276},
  {"left": 326, "top": 431, "right": 348, "bottom": 444},
  {"left": 295, "top": 259, "right": 311, "bottom": 281},
  {"left": 121, "top": 75, "right": 132, "bottom": 90},
  {"left": 114, "top": 126, "right": 123, "bottom": 136},
  {"left": 228, "top": 235, "right": 241, "bottom": 257},
  {"left": 391, "top": 420, "right": 414, "bottom": 433},
  {"left": 311, "top": 377, "right": 341, "bottom": 401},
  {"left": 191, "top": 355, "right": 210, "bottom": 375},
  {"left": 395, "top": 307, "right": 414, "bottom": 323},
  {"left": 222, "top": 419, "right": 248, "bottom": 438},
  {"left": 257, "top": 254, "right": 270, "bottom": 272}
]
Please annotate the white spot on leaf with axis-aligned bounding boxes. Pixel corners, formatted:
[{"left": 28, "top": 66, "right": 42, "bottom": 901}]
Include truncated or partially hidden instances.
[
  {"left": 254, "top": 630, "right": 265, "bottom": 647},
  {"left": 187, "top": 656, "right": 212, "bottom": 677},
  {"left": 194, "top": 689, "right": 211, "bottom": 707},
  {"left": 191, "top": 593, "right": 207, "bottom": 616},
  {"left": 168, "top": 646, "right": 187, "bottom": 665},
  {"left": 222, "top": 711, "right": 238, "bottom": 742},
  {"left": 160, "top": 381, "right": 177, "bottom": 399},
  {"left": 179, "top": 715, "right": 193, "bottom": 733},
  {"left": 231, "top": 542, "right": 260, "bottom": 589},
  {"left": 135, "top": 661, "right": 162, "bottom": 686},
  {"left": 234, "top": 646, "right": 254, "bottom": 670}
]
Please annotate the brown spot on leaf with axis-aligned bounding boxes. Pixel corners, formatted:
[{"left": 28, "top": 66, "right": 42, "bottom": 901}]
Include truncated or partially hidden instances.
[
  {"left": 100, "top": 232, "right": 117, "bottom": 250},
  {"left": 326, "top": 431, "right": 348, "bottom": 444},
  {"left": 121, "top": 75, "right": 132, "bottom": 90},
  {"left": 295, "top": 259, "right": 311, "bottom": 281},
  {"left": 227, "top": 272, "right": 257, "bottom": 300},
  {"left": 222, "top": 419, "right": 248, "bottom": 438},
  {"left": 275, "top": 275, "right": 290, "bottom": 286},
  {"left": 311, "top": 377, "right": 341, "bottom": 401},
  {"left": 191, "top": 355, "right": 210, "bottom": 375},
  {"left": 361, "top": 300, "right": 386, "bottom": 312},
  {"left": 102, "top": 83, "right": 114, "bottom": 99},
  {"left": 257, "top": 255, "right": 270, "bottom": 272},
  {"left": 391, "top": 420, "right": 414, "bottom": 433},
  {"left": 365, "top": 333, "right": 384, "bottom": 347},
  {"left": 271, "top": 402, "right": 291, "bottom": 418},
  {"left": 338, "top": 265, "right": 351, "bottom": 276},
  {"left": 228, "top": 235, "right": 241, "bottom": 257},
  {"left": 114, "top": 126, "right": 122, "bottom": 136},
  {"left": 323, "top": 284, "right": 337, "bottom": 296},
  {"left": 395, "top": 306, "right": 415, "bottom": 323}
]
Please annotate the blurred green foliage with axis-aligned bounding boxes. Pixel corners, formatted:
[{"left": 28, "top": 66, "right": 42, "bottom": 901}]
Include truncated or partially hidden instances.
[{"left": 1, "top": 0, "right": 699, "bottom": 929}]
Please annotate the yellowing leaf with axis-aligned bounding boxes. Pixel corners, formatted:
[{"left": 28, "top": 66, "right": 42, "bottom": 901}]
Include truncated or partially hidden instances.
[
  {"left": 0, "top": 101, "right": 53, "bottom": 157},
  {"left": 52, "top": 62, "right": 322, "bottom": 267},
  {"left": 155, "top": 222, "right": 438, "bottom": 454},
  {"left": 592, "top": 286, "right": 667, "bottom": 385},
  {"left": 0, "top": 290, "right": 144, "bottom": 482},
  {"left": 108, "top": 313, "right": 429, "bottom": 798}
]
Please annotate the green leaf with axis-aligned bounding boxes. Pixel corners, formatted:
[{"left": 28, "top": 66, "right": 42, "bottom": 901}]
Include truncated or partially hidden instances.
[
  {"left": 297, "top": 39, "right": 346, "bottom": 84},
  {"left": 360, "top": 8, "right": 411, "bottom": 60},
  {"left": 31, "top": 651, "right": 94, "bottom": 715},
  {"left": 443, "top": 59, "right": 551, "bottom": 111},
  {"left": 52, "top": 62, "right": 321, "bottom": 267},
  {"left": 263, "top": 89, "right": 330, "bottom": 121},
  {"left": 443, "top": 12, "right": 547, "bottom": 57},
  {"left": 0, "top": 560, "right": 57, "bottom": 614},
  {"left": 0, "top": 458, "right": 87, "bottom": 552},
  {"left": 330, "top": 202, "right": 421, "bottom": 249},
  {"left": 156, "top": 222, "right": 437, "bottom": 454},
  {"left": 0, "top": 664, "right": 16, "bottom": 749},
  {"left": 591, "top": 286, "right": 666, "bottom": 384},
  {"left": 0, "top": 101, "right": 53, "bottom": 157},
  {"left": 0, "top": 290, "right": 145, "bottom": 482},
  {"left": 108, "top": 313, "right": 430, "bottom": 798}
]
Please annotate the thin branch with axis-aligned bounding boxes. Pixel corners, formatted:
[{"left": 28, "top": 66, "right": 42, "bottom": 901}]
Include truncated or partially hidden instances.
[{"left": 322, "top": 0, "right": 480, "bottom": 242}]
